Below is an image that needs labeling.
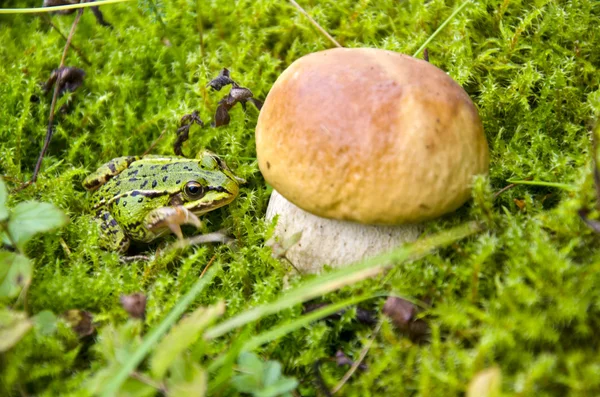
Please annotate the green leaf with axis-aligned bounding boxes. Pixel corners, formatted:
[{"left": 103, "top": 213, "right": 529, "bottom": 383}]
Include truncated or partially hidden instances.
[
  {"left": 263, "top": 360, "right": 283, "bottom": 387},
  {"left": 150, "top": 302, "right": 225, "bottom": 379},
  {"left": 0, "top": 251, "right": 32, "bottom": 298},
  {"left": 255, "top": 378, "right": 298, "bottom": 397},
  {"left": 0, "top": 178, "right": 8, "bottom": 221},
  {"left": 7, "top": 201, "right": 68, "bottom": 249},
  {"left": 167, "top": 359, "right": 207, "bottom": 397},
  {"left": 33, "top": 310, "right": 57, "bottom": 336},
  {"left": 232, "top": 353, "right": 298, "bottom": 397},
  {"left": 0, "top": 309, "right": 33, "bottom": 352}
]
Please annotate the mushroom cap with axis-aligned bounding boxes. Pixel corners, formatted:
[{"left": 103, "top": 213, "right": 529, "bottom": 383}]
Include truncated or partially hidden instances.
[{"left": 256, "top": 48, "right": 489, "bottom": 224}]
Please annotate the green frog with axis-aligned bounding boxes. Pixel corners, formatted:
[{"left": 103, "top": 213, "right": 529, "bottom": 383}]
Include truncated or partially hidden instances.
[{"left": 83, "top": 150, "right": 243, "bottom": 252}]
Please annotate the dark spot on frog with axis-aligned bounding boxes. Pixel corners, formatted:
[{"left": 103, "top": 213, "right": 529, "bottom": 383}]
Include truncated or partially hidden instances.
[
  {"left": 131, "top": 191, "right": 141, "bottom": 197},
  {"left": 209, "top": 186, "right": 229, "bottom": 194},
  {"left": 139, "top": 180, "right": 148, "bottom": 189},
  {"left": 115, "top": 198, "right": 121, "bottom": 205},
  {"left": 266, "top": 161, "right": 271, "bottom": 169},
  {"left": 128, "top": 177, "right": 139, "bottom": 183},
  {"left": 161, "top": 164, "right": 170, "bottom": 171},
  {"left": 152, "top": 180, "right": 157, "bottom": 188},
  {"left": 108, "top": 162, "right": 117, "bottom": 173},
  {"left": 176, "top": 180, "right": 181, "bottom": 184},
  {"left": 127, "top": 169, "right": 139, "bottom": 177},
  {"left": 101, "top": 223, "right": 107, "bottom": 230},
  {"left": 109, "top": 219, "right": 118, "bottom": 227},
  {"left": 102, "top": 212, "right": 110, "bottom": 221},
  {"left": 151, "top": 165, "right": 158, "bottom": 170},
  {"left": 138, "top": 198, "right": 144, "bottom": 203},
  {"left": 116, "top": 180, "right": 121, "bottom": 186},
  {"left": 162, "top": 176, "right": 168, "bottom": 182},
  {"left": 123, "top": 201, "right": 127, "bottom": 207}
]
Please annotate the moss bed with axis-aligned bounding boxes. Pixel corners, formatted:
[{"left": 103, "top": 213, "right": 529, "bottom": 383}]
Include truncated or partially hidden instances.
[{"left": 1, "top": 0, "right": 600, "bottom": 395}]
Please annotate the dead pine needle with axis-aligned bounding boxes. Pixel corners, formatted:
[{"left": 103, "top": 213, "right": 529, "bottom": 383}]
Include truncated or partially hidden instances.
[
  {"left": 30, "top": 6, "right": 84, "bottom": 186},
  {"left": 330, "top": 321, "right": 382, "bottom": 394},
  {"left": 200, "top": 254, "right": 217, "bottom": 278},
  {"left": 288, "top": 0, "right": 342, "bottom": 48},
  {"left": 142, "top": 127, "right": 167, "bottom": 156}
]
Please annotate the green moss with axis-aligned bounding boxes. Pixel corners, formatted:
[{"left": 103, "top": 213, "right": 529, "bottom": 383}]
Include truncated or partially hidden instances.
[{"left": 1, "top": 0, "right": 600, "bottom": 395}]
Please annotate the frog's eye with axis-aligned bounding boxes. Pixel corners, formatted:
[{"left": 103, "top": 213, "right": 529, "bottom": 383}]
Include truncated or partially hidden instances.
[{"left": 184, "top": 182, "right": 205, "bottom": 199}]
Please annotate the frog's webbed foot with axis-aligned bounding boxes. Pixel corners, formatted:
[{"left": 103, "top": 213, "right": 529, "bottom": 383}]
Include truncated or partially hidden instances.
[
  {"left": 145, "top": 206, "right": 202, "bottom": 240},
  {"left": 96, "top": 210, "right": 131, "bottom": 253},
  {"left": 174, "top": 111, "right": 204, "bottom": 156},
  {"left": 83, "top": 156, "right": 140, "bottom": 191}
]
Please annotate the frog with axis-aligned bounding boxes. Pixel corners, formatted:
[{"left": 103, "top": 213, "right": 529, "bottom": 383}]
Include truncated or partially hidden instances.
[{"left": 82, "top": 150, "right": 244, "bottom": 252}]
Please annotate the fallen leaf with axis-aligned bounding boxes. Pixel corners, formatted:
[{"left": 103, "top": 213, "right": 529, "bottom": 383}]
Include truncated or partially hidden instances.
[
  {"left": 0, "top": 309, "right": 33, "bottom": 352},
  {"left": 63, "top": 309, "right": 95, "bottom": 338},
  {"left": 120, "top": 293, "right": 147, "bottom": 320},
  {"left": 382, "top": 296, "right": 429, "bottom": 341},
  {"left": 467, "top": 367, "right": 502, "bottom": 397}
]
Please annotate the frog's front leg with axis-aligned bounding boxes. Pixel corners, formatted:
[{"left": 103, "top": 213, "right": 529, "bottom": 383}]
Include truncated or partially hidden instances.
[
  {"left": 96, "top": 210, "right": 131, "bottom": 253},
  {"left": 144, "top": 206, "right": 202, "bottom": 240}
]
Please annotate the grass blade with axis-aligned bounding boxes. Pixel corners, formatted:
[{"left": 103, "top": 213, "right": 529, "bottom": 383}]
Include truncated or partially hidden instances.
[
  {"left": 0, "top": 0, "right": 133, "bottom": 14},
  {"left": 242, "top": 293, "right": 383, "bottom": 353},
  {"left": 505, "top": 180, "right": 576, "bottom": 191},
  {"left": 100, "top": 264, "right": 221, "bottom": 397},
  {"left": 204, "top": 221, "right": 482, "bottom": 340}
]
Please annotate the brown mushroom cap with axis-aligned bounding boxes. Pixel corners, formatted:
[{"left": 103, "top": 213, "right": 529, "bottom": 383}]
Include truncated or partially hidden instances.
[{"left": 256, "top": 48, "right": 489, "bottom": 224}]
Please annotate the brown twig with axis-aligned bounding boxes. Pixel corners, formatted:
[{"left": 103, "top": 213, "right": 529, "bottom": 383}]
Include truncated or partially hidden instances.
[
  {"left": 288, "top": 0, "right": 342, "bottom": 48},
  {"left": 142, "top": 127, "right": 167, "bottom": 156},
  {"left": 200, "top": 254, "right": 217, "bottom": 278},
  {"left": 330, "top": 321, "right": 382, "bottom": 394},
  {"left": 44, "top": 15, "right": 91, "bottom": 65},
  {"left": 30, "top": 6, "right": 84, "bottom": 185}
]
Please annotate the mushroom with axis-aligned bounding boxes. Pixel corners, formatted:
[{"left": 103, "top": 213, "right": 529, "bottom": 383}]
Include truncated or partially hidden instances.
[{"left": 256, "top": 48, "right": 489, "bottom": 273}]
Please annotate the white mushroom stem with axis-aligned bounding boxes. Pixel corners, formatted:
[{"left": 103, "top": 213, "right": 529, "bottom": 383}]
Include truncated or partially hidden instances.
[{"left": 266, "top": 190, "right": 423, "bottom": 273}]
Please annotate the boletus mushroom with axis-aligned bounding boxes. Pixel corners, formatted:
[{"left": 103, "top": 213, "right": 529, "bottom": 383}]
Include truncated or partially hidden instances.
[{"left": 256, "top": 48, "right": 489, "bottom": 273}]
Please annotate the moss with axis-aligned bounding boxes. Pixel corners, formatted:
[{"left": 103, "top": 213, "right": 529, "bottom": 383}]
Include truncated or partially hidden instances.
[{"left": 1, "top": 0, "right": 600, "bottom": 395}]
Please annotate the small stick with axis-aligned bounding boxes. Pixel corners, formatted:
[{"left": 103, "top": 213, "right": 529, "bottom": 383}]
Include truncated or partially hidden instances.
[
  {"left": 200, "top": 254, "right": 217, "bottom": 278},
  {"left": 288, "top": 0, "right": 342, "bottom": 48},
  {"left": 44, "top": 15, "right": 91, "bottom": 65},
  {"left": 30, "top": 6, "right": 84, "bottom": 185},
  {"left": 142, "top": 127, "right": 167, "bottom": 156},
  {"left": 330, "top": 321, "right": 382, "bottom": 394}
]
